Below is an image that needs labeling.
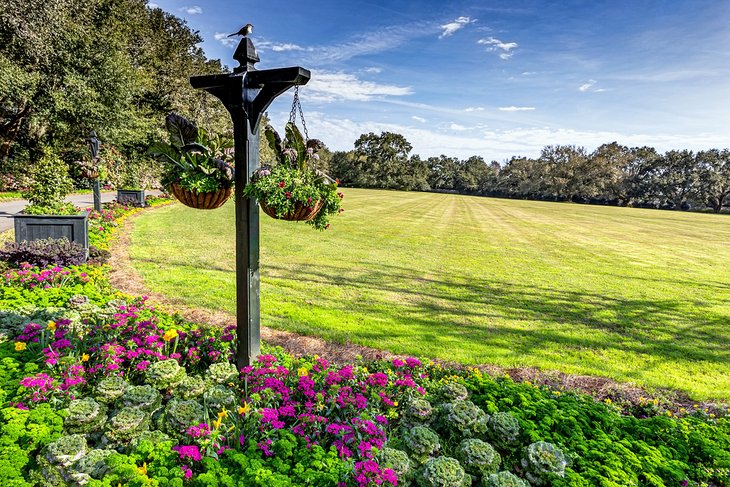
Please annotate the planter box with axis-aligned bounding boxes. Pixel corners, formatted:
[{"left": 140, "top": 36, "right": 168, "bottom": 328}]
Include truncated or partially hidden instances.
[
  {"left": 14, "top": 213, "right": 89, "bottom": 253},
  {"left": 117, "top": 189, "right": 146, "bottom": 206}
]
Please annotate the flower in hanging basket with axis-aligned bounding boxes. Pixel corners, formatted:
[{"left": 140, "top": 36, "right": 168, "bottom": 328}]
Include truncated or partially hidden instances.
[
  {"left": 148, "top": 113, "right": 235, "bottom": 209},
  {"left": 243, "top": 122, "right": 343, "bottom": 230}
]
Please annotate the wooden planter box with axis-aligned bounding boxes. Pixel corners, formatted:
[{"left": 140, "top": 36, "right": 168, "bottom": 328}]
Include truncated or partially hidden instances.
[
  {"left": 14, "top": 212, "right": 89, "bottom": 252},
  {"left": 117, "top": 189, "right": 146, "bottom": 206}
]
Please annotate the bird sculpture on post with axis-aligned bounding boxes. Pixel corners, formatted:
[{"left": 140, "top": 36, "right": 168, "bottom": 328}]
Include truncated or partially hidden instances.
[{"left": 229, "top": 23, "right": 253, "bottom": 38}]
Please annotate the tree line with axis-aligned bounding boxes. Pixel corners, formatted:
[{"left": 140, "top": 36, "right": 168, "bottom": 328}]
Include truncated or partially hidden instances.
[{"left": 327, "top": 132, "right": 730, "bottom": 213}]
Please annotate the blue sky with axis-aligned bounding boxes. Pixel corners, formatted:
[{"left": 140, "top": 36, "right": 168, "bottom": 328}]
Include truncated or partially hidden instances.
[{"left": 152, "top": 0, "right": 730, "bottom": 161}]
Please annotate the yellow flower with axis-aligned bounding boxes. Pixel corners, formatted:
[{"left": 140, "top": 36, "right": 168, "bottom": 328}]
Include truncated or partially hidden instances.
[
  {"left": 15, "top": 342, "right": 27, "bottom": 351},
  {"left": 81, "top": 353, "right": 90, "bottom": 362},
  {"left": 137, "top": 462, "right": 148, "bottom": 475},
  {"left": 393, "top": 401, "right": 398, "bottom": 407},
  {"left": 47, "top": 321, "right": 56, "bottom": 331},
  {"left": 218, "top": 407, "right": 229, "bottom": 419},
  {"left": 666, "top": 411, "right": 673, "bottom": 417},
  {"left": 298, "top": 367, "right": 309, "bottom": 377},
  {"left": 709, "top": 413, "right": 716, "bottom": 418},
  {"left": 604, "top": 398, "right": 612, "bottom": 405},
  {"left": 212, "top": 418, "right": 222, "bottom": 430},
  {"left": 162, "top": 329, "right": 178, "bottom": 342},
  {"left": 238, "top": 402, "right": 251, "bottom": 416}
]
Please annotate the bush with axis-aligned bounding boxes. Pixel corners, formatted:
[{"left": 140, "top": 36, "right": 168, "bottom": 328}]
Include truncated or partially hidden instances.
[
  {"left": 0, "top": 238, "right": 85, "bottom": 268},
  {"left": 21, "top": 149, "right": 75, "bottom": 215}
]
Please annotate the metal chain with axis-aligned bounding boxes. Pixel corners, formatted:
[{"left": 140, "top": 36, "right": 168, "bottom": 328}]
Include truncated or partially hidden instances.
[{"left": 287, "top": 86, "right": 309, "bottom": 140}]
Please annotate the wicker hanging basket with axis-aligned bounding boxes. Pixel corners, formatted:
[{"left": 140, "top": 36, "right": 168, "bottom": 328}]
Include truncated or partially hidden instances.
[
  {"left": 259, "top": 199, "right": 324, "bottom": 222},
  {"left": 170, "top": 183, "right": 232, "bottom": 210},
  {"left": 80, "top": 168, "right": 99, "bottom": 179}
]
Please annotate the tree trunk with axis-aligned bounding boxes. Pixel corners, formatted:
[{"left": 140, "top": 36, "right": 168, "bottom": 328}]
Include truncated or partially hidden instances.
[{"left": 0, "top": 104, "right": 31, "bottom": 160}]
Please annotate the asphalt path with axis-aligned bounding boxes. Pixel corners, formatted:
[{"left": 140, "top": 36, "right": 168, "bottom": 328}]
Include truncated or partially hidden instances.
[{"left": 0, "top": 192, "right": 135, "bottom": 233}]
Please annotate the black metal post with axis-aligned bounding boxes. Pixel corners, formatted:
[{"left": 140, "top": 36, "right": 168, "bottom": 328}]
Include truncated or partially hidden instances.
[
  {"left": 190, "top": 36, "right": 310, "bottom": 368},
  {"left": 92, "top": 180, "right": 102, "bottom": 212}
]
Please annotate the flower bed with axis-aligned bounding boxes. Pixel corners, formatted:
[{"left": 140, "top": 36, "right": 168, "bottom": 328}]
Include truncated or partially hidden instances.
[{"left": 0, "top": 196, "right": 728, "bottom": 486}]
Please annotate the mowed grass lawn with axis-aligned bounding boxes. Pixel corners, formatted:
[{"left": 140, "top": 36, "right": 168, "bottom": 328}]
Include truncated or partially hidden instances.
[{"left": 129, "top": 189, "right": 730, "bottom": 401}]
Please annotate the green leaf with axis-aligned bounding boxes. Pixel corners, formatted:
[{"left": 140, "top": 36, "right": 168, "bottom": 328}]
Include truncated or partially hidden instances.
[{"left": 165, "top": 112, "right": 199, "bottom": 148}]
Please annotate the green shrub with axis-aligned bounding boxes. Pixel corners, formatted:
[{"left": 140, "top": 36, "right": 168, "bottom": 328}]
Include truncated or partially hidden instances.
[
  {"left": 21, "top": 149, "right": 75, "bottom": 215},
  {"left": 405, "top": 426, "right": 441, "bottom": 464},
  {"left": 483, "top": 471, "right": 529, "bottom": 487}
]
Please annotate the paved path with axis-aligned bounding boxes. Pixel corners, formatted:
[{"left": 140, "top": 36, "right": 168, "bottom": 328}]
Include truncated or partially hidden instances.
[{"left": 0, "top": 192, "right": 143, "bottom": 233}]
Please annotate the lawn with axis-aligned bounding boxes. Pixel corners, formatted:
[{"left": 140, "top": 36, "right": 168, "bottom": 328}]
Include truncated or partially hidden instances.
[{"left": 128, "top": 189, "right": 730, "bottom": 401}]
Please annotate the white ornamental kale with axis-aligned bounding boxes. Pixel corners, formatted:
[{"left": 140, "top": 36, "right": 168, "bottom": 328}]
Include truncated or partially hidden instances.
[
  {"left": 146, "top": 358, "right": 187, "bottom": 390},
  {"left": 105, "top": 406, "right": 150, "bottom": 444},
  {"left": 64, "top": 397, "right": 108, "bottom": 434},
  {"left": 456, "top": 438, "right": 501, "bottom": 477},
  {"left": 417, "top": 456, "right": 470, "bottom": 487},
  {"left": 521, "top": 441, "right": 568, "bottom": 485},
  {"left": 95, "top": 376, "right": 130, "bottom": 404}
]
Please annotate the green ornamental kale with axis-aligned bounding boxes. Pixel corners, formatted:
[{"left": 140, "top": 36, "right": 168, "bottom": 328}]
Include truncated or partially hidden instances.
[
  {"left": 521, "top": 441, "right": 567, "bottom": 486},
  {"left": 417, "top": 456, "right": 470, "bottom": 487},
  {"left": 73, "top": 448, "right": 114, "bottom": 479},
  {"left": 175, "top": 374, "right": 207, "bottom": 399},
  {"left": 378, "top": 447, "right": 413, "bottom": 483},
  {"left": 120, "top": 385, "right": 162, "bottom": 412},
  {"left": 45, "top": 434, "right": 88, "bottom": 467},
  {"left": 405, "top": 426, "right": 441, "bottom": 464},
  {"left": 105, "top": 406, "right": 150, "bottom": 444},
  {"left": 145, "top": 358, "right": 187, "bottom": 390},
  {"left": 483, "top": 471, "right": 529, "bottom": 487},
  {"left": 487, "top": 412, "right": 520, "bottom": 449},
  {"left": 164, "top": 399, "right": 206, "bottom": 437},
  {"left": 439, "top": 382, "right": 469, "bottom": 401},
  {"left": 95, "top": 376, "right": 130, "bottom": 404},
  {"left": 64, "top": 397, "right": 108, "bottom": 434},
  {"left": 438, "top": 400, "right": 489, "bottom": 438},
  {"left": 203, "top": 384, "right": 237, "bottom": 409},
  {"left": 206, "top": 362, "right": 238, "bottom": 385},
  {"left": 456, "top": 438, "right": 501, "bottom": 477},
  {"left": 403, "top": 397, "right": 435, "bottom": 428}
]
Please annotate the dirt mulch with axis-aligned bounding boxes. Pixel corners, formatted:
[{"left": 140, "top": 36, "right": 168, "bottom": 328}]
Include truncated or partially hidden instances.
[{"left": 108, "top": 208, "right": 726, "bottom": 414}]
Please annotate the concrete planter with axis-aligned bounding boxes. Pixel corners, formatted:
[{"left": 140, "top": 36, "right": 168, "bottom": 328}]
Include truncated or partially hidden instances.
[
  {"left": 14, "top": 212, "right": 89, "bottom": 252},
  {"left": 117, "top": 189, "right": 146, "bottom": 206}
]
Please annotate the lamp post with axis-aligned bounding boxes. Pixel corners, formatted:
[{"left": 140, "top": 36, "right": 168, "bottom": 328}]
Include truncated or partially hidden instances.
[
  {"left": 190, "top": 33, "right": 310, "bottom": 369},
  {"left": 85, "top": 131, "right": 102, "bottom": 212}
]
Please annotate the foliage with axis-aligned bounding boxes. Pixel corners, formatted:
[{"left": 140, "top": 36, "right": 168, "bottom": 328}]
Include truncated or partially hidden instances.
[
  {"left": 520, "top": 441, "right": 567, "bottom": 485},
  {"left": 487, "top": 412, "right": 520, "bottom": 450},
  {"left": 455, "top": 438, "right": 501, "bottom": 477},
  {"left": 0, "top": 238, "right": 86, "bottom": 268},
  {"left": 21, "top": 149, "right": 75, "bottom": 215},
  {"left": 484, "top": 471, "right": 529, "bottom": 487},
  {"left": 244, "top": 123, "right": 343, "bottom": 230},
  {"left": 150, "top": 112, "right": 234, "bottom": 194},
  {"left": 416, "top": 456, "right": 470, "bottom": 487}
]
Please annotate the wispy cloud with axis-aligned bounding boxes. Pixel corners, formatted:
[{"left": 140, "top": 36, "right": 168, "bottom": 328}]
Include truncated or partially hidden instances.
[
  {"left": 214, "top": 32, "right": 237, "bottom": 48},
  {"left": 364, "top": 67, "right": 383, "bottom": 74},
  {"left": 499, "top": 106, "right": 535, "bottom": 112},
  {"left": 478, "top": 36, "right": 518, "bottom": 59},
  {"left": 303, "top": 70, "right": 413, "bottom": 102},
  {"left": 412, "top": 116, "right": 427, "bottom": 123},
  {"left": 578, "top": 79, "right": 606, "bottom": 92},
  {"left": 464, "top": 106, "right": 485, "bottom": 112},
  {"left": 439, "top": 16, "right": 476, "bottom": 39},
  {"left": 256, "top": 41, "right": 306, "bottom": 52},
  {"left": 450, "top": 123, "right": 469, "bottom": 131},
  {"left": 180, "top": 5, "right": 202, "bottom": 14},
  {"left": 148, "top": 2, "right": 159, "bottom": 8}
]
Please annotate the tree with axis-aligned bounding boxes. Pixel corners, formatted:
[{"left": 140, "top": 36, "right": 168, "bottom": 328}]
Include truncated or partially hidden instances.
[
  {"left": 427, "top": 155, "right": 460, "bottom": 191},
  {"left": 352, "top": 131, "right": 414, "bottom": 189},
  {"left": 695, "top": 149, "right": 730, "bottom": 212}
]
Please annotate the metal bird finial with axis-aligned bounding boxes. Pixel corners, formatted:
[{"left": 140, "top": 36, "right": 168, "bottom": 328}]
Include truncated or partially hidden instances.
[{"left": 229, "top": 23, "right": 253, "bottom": 38}]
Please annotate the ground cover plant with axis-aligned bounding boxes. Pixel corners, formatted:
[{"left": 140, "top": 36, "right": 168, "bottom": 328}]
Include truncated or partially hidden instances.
[
  {"left": 0, "top": 194, "right": 727, "bottom": 486},
  {"left": 126, "top": 188, "right": 730, "bottom": 401}
]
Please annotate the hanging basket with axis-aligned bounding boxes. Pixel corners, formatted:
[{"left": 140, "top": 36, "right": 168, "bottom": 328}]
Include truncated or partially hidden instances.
[
  {"left": 170, "top": 183, "right": 232, "bottom": 210},
  {"left": 80, "top": 168, "right": 99, "bottom": 179},
  {"left": 259, "top": 199, "right": 324, "bottom": 222}
]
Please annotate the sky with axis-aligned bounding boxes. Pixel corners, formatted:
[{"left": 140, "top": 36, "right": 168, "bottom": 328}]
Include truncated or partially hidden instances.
[{"left": 150, "top": 0, "right": 730, "bottom": 161}]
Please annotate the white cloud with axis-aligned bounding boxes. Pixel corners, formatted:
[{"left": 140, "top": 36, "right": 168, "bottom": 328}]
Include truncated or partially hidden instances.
[
  {"left": 364, "top": 67, "right": 383, "bottom": 74},
  {"left": 578, "top": 79, "right": 596, "bottom": 92},
  {"left": 303, "top": 71, "right": 413, "bottom": 102},
  {"left": 214, "top": 32, "right": 237, "bottom": 48},
  {"left": 272, "top": 43, "right": 304, "bottom": 52},
  {"left": 464, "top": 106, "right": 485, "bottom": 112},
  {"left": 439, "top": 16, "right": 476, "bottom": 39},
  {"left": 478, "top": 36, "right": 518, "bottom": 59},
  {"left": 180, "top": 5, "right": 202, "bottom": 14},
  {"left": 147, "top": 2, "right": 159, "bottom": 8},
  {"left": 521, "top": 71, "right": 536, "bottom": 76},
  {"left": 412, "top": 116, "right": 427, "bottom": 123},
  {"left": 499, "top": 106, "right": 536, "bottom": 112},
  {"left": 450, "top": 123, "right": 469, "bottom": 131}
]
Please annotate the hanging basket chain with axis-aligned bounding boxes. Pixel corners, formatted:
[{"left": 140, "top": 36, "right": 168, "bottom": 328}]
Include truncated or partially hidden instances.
[{"left": 288, "top": 86, "right": 309, "bottom": 141}]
